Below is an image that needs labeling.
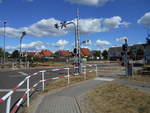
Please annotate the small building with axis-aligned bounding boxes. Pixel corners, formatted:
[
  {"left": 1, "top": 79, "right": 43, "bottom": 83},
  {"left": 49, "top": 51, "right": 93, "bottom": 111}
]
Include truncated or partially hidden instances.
[
  {"left": 80, "top": 48, "right": 92, "bottom": 58},
  {"left": 55, "top": 50, "right": 70, "bottom": 57},
  {"left": 35, "top": 50, "right": 54, "bottom": 59},
  {"left": 108, "top": 47, "right": 122, "bottom": 61},
  {"left": 129, "top": 44, "right": 144, "bottom": 60}
]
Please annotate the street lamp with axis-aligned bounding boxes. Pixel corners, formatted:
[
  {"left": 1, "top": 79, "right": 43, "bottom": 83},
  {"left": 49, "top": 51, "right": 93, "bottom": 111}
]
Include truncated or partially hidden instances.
[
  {"left": 0, "top": 21, "right": 7, "bottom": 64},
  {"left": 55, "top": 21, "right": 77, "bottom": 48},
  {"left": 54, "top": 21, "right": 79, "bottom": 71},
  {"left": 54, "top": 9, "right": 81, "bottom": 73},
  {"left": 20, "top": 31, "right": 26, "bottom": 63}
]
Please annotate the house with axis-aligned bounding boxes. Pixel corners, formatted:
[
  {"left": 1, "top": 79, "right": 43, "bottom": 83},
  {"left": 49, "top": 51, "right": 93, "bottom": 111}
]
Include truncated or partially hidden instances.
[
  {"left": 129, "top": 44, "right": 144, "bottom": 60},
  {"left": 108, "top": 44, "right": 144, "bottom": 61},
  {"left": 35, "top": 50, "right": 54, "bottom": 59},
  {"left": 80, "top": 48, "right": 92, "bottom": 58},
  {"left": 55, "top": 50, "right": 70, "bottom": 57},
  {"left": 108, "top": 47, "right": 122, "bottom": 61},
  {"left": 40, "top": 50, "right": 54, "bottom": 58},
  {"left": 144, "top": 44, "right": 150, "bottom": 64}
]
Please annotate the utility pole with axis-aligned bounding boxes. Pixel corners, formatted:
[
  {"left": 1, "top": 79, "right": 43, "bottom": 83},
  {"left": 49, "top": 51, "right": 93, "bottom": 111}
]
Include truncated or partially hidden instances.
[
  {"left": 122, "top": 39, "right": 128, "bottom": 76},
  {"left": 3, "top": 21, "right": 7, "bottom": 64},
  {"left": 20, "top": 31, "right": 26, "bottom": 65},
  {"left": 54, "top": 8, "right": 81, "bottom": 73},
  {"left": 76, "top": 8, "right": 81, "bottom": 73}
]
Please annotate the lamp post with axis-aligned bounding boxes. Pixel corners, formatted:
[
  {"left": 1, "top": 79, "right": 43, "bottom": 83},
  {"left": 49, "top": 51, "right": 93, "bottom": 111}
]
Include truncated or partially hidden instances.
[
  {"left": 0, "top": 21, "right": 7, "bottom": 64},
  {"left": 20, "top": 31, "right": 26, "bottom": 64},
  {"left": 54, "top": 21, "right": 79, "bottom": 72},
  {"left": 54, "top": 9, "right": 81, "bottom": 73}
]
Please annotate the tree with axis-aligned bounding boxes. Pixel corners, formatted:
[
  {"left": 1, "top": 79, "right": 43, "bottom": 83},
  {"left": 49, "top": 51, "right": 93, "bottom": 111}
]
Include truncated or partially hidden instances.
[
  {"left": 137, "top": 48, "right": 144, "bottom": 56},
  {"left": 93, "top": 50, "right": 101, "bottom": 57},
  {"left": 146, "top": 38, "right": 150, "bottom": 44},
  {"left": 0, "top": 48, "right": 3, "bottom": 58},
  {"left": 11, "top": 50, "right": 19, "bottom": 59},
  {"left": 102, "top": 50, "right": 108, "bottom": 59}
]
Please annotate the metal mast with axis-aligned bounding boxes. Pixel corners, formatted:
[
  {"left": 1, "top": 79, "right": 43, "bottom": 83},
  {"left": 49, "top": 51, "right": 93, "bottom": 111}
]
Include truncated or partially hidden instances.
[
  {"left": 3, "top": 21, "right": 7, "bottom": 64},
  {"left": 76, "top": 8, "right": 81, "bottom": 72}
]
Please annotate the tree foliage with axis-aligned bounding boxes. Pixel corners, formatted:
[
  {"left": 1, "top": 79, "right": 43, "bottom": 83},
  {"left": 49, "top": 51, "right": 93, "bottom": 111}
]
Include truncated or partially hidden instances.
[
  {"left": 146, "top": 38, "right": 150, "bottom": 44},
  {"left": 11, "top": 50, "right": 19, "bottom": 59},
  {"left": 102, "top": 50, "right": 108, "bottom": 59},
  {"left": 93, "top": 50, "right": 101, "bottom": 57}
]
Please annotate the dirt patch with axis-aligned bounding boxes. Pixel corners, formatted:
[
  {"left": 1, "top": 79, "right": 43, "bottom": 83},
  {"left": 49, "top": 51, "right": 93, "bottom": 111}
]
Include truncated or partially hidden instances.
[{"left": 81, "top": 82, "right": 150, "bottom": 113}]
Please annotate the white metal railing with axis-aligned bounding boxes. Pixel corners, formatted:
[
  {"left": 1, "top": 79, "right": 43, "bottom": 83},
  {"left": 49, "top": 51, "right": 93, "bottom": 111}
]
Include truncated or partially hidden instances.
[{"left": 0, "top": 64, "right": 97, "bottom": 113}]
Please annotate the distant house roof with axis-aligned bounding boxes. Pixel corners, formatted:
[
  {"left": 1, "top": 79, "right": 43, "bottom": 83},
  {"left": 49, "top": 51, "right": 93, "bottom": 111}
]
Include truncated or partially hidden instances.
[
  {"left": 108, "top": 47, "right": 122, "bottom": 53},
  {"left": 27, "top": 52, "right": 37, "bottom": 56},
  {"left": 33, "top": 50, "right": 54, "bottom": 58},
  {"left": 55, "top": 50, "right": 70, "bottom": 57},
  {"left": 40, "top": 50, "right": 54, "bottom": 57},
  {"left": 80, "top": 48, "right": 92, "bottom": 57}
]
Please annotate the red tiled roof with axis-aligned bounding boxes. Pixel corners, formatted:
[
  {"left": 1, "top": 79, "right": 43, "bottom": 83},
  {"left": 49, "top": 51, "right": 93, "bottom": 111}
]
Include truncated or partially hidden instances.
[
  {"left": 55, "top": 50, "right": 70, "bottom": 57},
  {"left": 40, "top": 50, "right": 54, "bottom": 57},
  {"left": 80, "top": 48, "right": 92, "bottom": 57}
]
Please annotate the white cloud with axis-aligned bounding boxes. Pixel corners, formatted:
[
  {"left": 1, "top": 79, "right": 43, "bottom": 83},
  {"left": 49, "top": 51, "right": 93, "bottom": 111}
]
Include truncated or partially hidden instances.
[
  {"left": 138, "top": 12, "right": 150, "bottom": 27},
  {"left": 116, "top": 36, "right": 128, "bottom": 43},
  {"left": 0, "top": 17, "right": 129, "bottom": 38},
  {"left": 96, "top": 40, "right": 111, "bottom": 46},
  {"left": 6, "top": 46, "right": 17, "bottom": 53},
  {"left": 66, "top": 0, "right": 113, "bottom": 6},
  {"left": 69, "top": 16, "right": 129, "bottom": 34},
  {"left": 0, "top": 18, "right": 67, "bottom": 38},
  {"left": 55, "top": 40, "right": 69, "bottom": 47},
  {"left": 6, "top": 41, "right": 47, "bottom": 52},
  {"left": 103, "top": 16, "right": 130, "bottom": 30},
  {"left": 22, "top": 41, "right": 47, "bottom": 52},
  {"left": 50, "top": 40, "right": 69, "bottom": 49}
]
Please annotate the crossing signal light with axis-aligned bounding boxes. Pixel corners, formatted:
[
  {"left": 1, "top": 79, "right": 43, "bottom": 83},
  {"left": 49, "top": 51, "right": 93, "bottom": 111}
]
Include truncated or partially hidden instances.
[
  {"left": 74, "top": 48, "right": 77, "bottom": 54},
  {"left": 122, "top": 44, "right": 127, "bottom": 51}
]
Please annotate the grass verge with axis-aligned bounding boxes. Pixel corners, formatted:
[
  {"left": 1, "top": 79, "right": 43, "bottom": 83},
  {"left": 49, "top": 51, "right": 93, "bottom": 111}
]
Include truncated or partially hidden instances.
[
  {"left": 82, "top": 82, "right": 150, "bottom": 113},
  {"left": 119, "top": 75, "right": 150, "bottom": 83},
  {"left": 43, "top": 72, "right": 96, "bottom": 93}
]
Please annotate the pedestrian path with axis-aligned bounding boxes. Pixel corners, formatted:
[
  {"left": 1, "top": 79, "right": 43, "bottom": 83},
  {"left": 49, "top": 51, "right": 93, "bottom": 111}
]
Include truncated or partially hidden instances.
[{"left": 33, "top": 80, "right": 107, "bottom": 113}]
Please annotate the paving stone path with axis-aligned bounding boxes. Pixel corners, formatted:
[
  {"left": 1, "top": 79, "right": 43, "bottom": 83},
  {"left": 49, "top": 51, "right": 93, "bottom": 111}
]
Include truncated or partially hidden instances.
[{"left": 34, "top": 80, "right": 107, "bottom": 113}]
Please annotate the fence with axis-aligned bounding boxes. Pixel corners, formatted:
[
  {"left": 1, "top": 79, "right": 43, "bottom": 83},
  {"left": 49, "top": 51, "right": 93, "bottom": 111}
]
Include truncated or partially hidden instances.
[{"left": 0, "top": 64, "right": 97, "bottom": 113}]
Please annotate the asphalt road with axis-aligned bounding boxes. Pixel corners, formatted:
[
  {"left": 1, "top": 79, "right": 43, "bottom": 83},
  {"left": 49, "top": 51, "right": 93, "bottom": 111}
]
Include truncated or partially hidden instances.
[
  {"left": 0, "top": 66, "right": 71, "bottom": 113},
  {"left": 0, "top": 62, "right": 119, "bottom": 113}
]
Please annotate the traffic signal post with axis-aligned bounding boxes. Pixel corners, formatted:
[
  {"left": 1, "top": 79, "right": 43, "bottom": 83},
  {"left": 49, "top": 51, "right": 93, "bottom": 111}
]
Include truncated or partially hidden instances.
[{"left": 122, "top": 39, "right": 129, "bottom": 76}]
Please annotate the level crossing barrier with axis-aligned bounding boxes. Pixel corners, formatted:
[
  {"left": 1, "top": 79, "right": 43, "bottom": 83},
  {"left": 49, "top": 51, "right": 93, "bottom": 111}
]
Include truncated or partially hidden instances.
[{"left": 0, "top": 64, "right": 97, "bottom": 113}]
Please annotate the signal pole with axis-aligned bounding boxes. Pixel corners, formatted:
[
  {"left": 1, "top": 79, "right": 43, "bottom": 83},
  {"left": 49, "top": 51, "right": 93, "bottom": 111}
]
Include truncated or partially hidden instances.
[
  {"left": 76, "top": 8, "right": 81, "bottom": 73},
  {"left": 122, "top": 39, "right": 128, "bottom": 76}
]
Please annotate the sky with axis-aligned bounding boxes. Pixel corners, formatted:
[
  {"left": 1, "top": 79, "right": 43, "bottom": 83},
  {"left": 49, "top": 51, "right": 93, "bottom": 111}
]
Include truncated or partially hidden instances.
[{"left": 0, "top": 0, "right": 150, "bottom": 52}]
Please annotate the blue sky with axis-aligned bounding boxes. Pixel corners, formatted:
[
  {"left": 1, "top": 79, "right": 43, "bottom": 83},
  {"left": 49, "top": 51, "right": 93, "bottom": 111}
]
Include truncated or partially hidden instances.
[{"left": 0, "top": 0, "right": 150, "bottom": 52}]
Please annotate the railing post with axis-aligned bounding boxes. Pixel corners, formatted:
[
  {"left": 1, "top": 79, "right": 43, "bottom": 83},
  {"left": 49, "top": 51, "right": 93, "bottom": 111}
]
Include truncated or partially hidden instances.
[
  {"left": 27, "top": 61, "right": 29, "bottom": 68},
  {"left": 6, "top": 96, "right": 11, "bottom": 113},
  {"left": 84, "top": 66, "right": 86, "bottom": 80},
  {"left": 96, "top": 64, "right": 98, "bottom": 77},
  {"left": 27, "top": 77, "right": 30, "bottom": 107},
  {"left": 12, "top": 62, "right": 14, "bottom": 70},
  {"left": 42, "top": 71, "right": 45, "bottom": 91},
  {"left": 67, "top": 68, "right": 70, "bottom": 84}
]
